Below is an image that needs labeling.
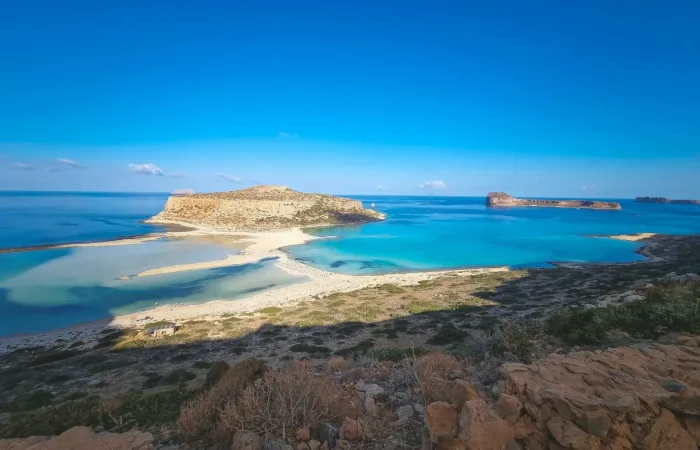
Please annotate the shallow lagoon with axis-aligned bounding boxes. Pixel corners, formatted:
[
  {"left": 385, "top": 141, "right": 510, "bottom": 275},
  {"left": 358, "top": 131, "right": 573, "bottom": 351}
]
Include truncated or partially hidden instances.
[{"left": 0, "top": 239, "right": 306, "bottom": 337}]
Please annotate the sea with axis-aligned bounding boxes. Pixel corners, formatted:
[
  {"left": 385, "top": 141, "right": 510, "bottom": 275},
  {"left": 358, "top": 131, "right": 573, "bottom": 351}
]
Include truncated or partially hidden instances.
[{"left": 1, "top": 191, "right": 700, "bottom": 337}]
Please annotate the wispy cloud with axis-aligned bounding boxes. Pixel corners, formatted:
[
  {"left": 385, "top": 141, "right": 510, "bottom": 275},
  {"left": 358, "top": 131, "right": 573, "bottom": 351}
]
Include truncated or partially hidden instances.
[
  {"left": 217, "top": 172, "right": 243, "bottom": 182},
  {"left": 279, "top": 132, "right": 299, "bottom": 138},
  {"left": 57, "top": 158, "right": 84, "bottom": 169},
  {"left": 376, "top": 184, "right": 385, "bottom": 190},
  {"left": 581, "top": 184, "right": 596, "bottom": 191},
  {"left": 128, "top": 163, "right": 165, "bottom": 176},
  {"left": 169, "top": 172, "right": 189, "bottom": 179},
  {"left": 10, "top": 162, "right": 36, "bottom": 171},
  {"left": 420, "top": 180, "right": 446, "bottom": 189}
]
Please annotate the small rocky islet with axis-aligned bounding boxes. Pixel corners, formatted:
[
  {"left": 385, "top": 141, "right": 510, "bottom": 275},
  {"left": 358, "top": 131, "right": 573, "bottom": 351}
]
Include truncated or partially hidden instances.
[
  {"left": 146, "top": 185, "right": 385, "bottom": 231},
  {"left": 636, "top": 196, "right": 700, "bottom": 205},
  {"left": 486, "top": 192, "right": 622, "bottom": 210}
]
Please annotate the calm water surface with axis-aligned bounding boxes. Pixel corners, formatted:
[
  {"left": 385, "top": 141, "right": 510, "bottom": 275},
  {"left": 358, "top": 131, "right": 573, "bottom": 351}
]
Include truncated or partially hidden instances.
[
  {"left": 286, "top": 197, "right": 700, "bottom": 274},
  {"left": 2, "top": 191, "right": 699, "bottom": 336}
]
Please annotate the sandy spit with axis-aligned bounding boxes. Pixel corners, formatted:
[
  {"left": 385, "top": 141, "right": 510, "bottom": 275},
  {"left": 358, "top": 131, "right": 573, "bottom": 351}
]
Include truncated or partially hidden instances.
[
  {"left": 607, "top": 233, "right": 657, "bottom": 242},
  {"left": 0, "top": 223, "right": 508, "bottom": 353}
]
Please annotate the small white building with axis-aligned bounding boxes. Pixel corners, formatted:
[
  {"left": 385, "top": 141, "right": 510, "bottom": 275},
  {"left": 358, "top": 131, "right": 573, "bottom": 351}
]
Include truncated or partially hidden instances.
[{"left": 147, "top": 323, "right": 178, "bottom": 337}]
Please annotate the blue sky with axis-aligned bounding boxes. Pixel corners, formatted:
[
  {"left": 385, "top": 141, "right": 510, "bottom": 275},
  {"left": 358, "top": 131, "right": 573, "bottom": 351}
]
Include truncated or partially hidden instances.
[{"left": 1, "top": 1, "right": 698, "bottom": 197}]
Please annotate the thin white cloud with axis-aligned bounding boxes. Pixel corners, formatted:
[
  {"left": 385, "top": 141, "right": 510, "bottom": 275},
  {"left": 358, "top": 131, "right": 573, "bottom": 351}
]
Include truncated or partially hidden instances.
[
  {"left": 420, "top": 180, "right": 446, "bottom": 189},
  {"left": 376, "top": 184, "right": 385, "bottom": 190},
  {"left": 128, "top": 163, "right": 165, "bottom": 176},
  {"left": 581, "top": 184, "right": 596, "bottom": 191},
  {"left": 217, "top": 172, "right": 243, "bottom": 182},
  {"left": 169, "top": 172, "right": 189, "bottom": 179},
  {"left": 279, "top": 132, "right": 299, "bottom": 138},
  {"left": 171, "top": 189, "right": 195, "bottom": 195},
  {"left": 57, "top": 158, "right": 84, "bottom": 169},
  {"left": 10, "top": 162, "right": 35, "bottom": 171}
]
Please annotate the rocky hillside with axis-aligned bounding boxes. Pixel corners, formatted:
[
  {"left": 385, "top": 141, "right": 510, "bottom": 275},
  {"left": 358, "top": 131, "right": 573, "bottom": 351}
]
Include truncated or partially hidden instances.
[
  {"left": 147, "top": 185, "right": 385, "bottom": 231},
  {"left": 486, "top": 192, "right": 622, "bottom": 210}
]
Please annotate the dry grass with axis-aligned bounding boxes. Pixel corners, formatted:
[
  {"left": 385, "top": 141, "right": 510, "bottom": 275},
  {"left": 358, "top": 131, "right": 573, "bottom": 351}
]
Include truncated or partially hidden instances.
[
  {"left": 178, "top": 358, "right": 267, "bottom": 442},
  {"left": 415, "top": 353, "right": 462, "bottom": 404},
  {"left": 326, "top": 356, "right": 350, "bottom": 373},
  {"left": 216, "top": 361, "right": 362, "bottom": 442}
]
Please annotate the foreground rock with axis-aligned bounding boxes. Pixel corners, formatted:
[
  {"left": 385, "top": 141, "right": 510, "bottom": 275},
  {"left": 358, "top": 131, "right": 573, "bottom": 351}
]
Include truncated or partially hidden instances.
[
  {"left": 486, "top": 192, "right": 621, "bottom": 210},
  {"left": 501, "top": 337, "right": 700, "bottom": 449},
  {"left": 0, "top": 427, "right": 153, "bottom": 450},
  {"left": 421, "top": 336, "right": 700, "bottom": 449},
  {"left": 147, "top": 185, "right": 385, "bottom": 231}
]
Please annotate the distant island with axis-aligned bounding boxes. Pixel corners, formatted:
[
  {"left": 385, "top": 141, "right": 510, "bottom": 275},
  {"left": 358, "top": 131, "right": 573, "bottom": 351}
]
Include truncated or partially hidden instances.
[
  {"left": 636, "top": 196, "right": 700, "bottom": 205},
  {"left": 147, "top": 185, "right": 385, "bottom": 231},
  {"left": 486, "top": 192, "right": 622, "bottom": 210}
]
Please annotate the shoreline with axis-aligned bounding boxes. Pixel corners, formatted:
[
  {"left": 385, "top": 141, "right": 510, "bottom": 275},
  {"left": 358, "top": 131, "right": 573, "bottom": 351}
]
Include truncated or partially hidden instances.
[
  {"left": 0, "top": 223, "right": 197, "bottom": 254},
  {"left": 0, "top": 230, "right": 679, "bottom": 352}
]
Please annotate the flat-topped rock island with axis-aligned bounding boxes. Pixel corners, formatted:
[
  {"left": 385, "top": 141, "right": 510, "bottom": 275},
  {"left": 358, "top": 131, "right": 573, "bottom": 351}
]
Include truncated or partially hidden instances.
[
  {"left": 636, "top": 196, "right": 700, "bottom": 205},
  {"left": 147, "top": 184, "right": 385, "bottom": 231},
  {"left": 486, "top": 192, "right": 621, "bottom": 210}
]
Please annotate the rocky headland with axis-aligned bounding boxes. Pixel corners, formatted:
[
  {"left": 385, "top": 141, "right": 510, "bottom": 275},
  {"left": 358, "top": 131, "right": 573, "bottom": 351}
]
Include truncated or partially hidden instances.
[
  {"left": 486, "top": 192, "right": 622, "bottom": 210},
  {"left": 147, "top": 185, "right": 385, "bottom": 231},
  {"left": 636, "top": 196, "right": 700, "bottom": 205}
]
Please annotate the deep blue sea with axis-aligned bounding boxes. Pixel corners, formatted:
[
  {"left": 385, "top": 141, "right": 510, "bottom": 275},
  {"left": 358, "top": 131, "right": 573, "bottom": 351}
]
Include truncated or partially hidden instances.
[{"left": 2, "top": 191, "right": 700, "bottom": 337}]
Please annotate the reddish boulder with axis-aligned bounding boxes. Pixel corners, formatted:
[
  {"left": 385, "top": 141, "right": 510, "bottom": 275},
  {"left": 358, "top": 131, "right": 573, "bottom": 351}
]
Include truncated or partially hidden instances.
[{"left": 459, "top": 399, "right": 514, "bottom": 450}]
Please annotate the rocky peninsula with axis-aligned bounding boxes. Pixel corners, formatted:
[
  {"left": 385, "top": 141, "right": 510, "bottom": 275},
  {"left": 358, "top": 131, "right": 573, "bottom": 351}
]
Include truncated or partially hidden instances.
[
  {"left": 636, "top": 196, "right": 700, "bottom": 205},
  {"left": 486, "top": 192, "right": 621, "bottom": 210},
  {"left": 147, "top": 185, "right": 385, "bottom": 231}
]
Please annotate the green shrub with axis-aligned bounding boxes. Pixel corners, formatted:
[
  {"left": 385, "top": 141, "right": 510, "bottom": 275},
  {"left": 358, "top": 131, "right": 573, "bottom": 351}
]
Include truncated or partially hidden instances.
[
  {"left": 161, "top": 369, "right": 197, "bottom": 386},
  {"left": 426, "top": 323, "right": 467, "bottom": 345},
  {"left": 88, "top": 359, "right": 136, "bottom": 374},
  {"left": 0, "top": 387, "right": 194, "bottom": 438},
  {"left": 6, "top": 390, "right": 54, "bottom": 412},
  {"left": 547, "top": 286, "right": 700, "bottom": 345},
  {"left": 27, "top": 350, "right": 81, "bottom": 367},
  {"left": 289, "top": 344, "right": 332, "bottom": 354}
]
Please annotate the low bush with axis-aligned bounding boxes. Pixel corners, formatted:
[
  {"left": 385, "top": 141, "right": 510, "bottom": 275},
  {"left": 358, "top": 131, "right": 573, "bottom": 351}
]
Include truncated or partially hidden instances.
[
  {"left": 27, "top": 350, "right": 81, "bottom": 367},
  {"left": 1, "top": 387, "right": 192, "bottom": 438},
  {"left": 415, "top": 352, "right": 461, "bottom": 403},
  {"left": 178, "top": 358, "right": 267, "bottom": 442},
  {"left": 216, "top": 361, "right": 360, "bottom": 441},
  {"left": 547, "top": 284, "right": 700, "bottom": 345}
]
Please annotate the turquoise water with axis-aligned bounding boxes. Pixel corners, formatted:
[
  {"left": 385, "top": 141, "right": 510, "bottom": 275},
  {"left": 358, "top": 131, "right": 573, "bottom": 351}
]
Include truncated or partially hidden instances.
[
  {"left": 2, "top": 191, "right": 700, "bottom": 336},
  {"left": 286, "top": 197, "right": 700, "bottom": 274},
  {"left": 0, "top": 192, "right": 308, "bottom": 337},
  {"left": 0, "top": 243, "right": 306, "bottom": 336}
]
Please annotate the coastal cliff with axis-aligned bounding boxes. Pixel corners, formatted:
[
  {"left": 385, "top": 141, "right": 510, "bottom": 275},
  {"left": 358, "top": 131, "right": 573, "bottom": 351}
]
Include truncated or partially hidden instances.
[
  {"left": 147, "top": 185, "right": 385, "bottom": 231},
  {"left": 486, "top": 192, "right": 621, "bottom": 210},
  {"left": 636, "top": 196, "right": 700, "bottom": 205}
]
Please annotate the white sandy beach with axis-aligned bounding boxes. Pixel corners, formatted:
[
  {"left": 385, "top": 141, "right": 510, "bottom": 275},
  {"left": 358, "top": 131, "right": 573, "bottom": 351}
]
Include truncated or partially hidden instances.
[
  {"left": 0, "top": 223, "right": 509, "bottom": 353},
  {"left": 1, "top": 227, "right": 667, "bottom": 355},
  {"left": 129, "top": 227, "right": 320, "bottom": 277}
]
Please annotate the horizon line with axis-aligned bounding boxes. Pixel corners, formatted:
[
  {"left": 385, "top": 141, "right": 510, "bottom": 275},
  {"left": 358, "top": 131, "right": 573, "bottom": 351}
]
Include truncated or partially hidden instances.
[{"left": 0, "top": 189, "right": 644, "bottom": 200}]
